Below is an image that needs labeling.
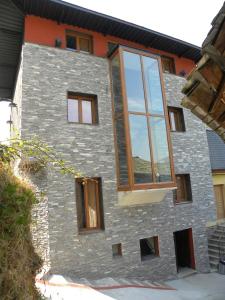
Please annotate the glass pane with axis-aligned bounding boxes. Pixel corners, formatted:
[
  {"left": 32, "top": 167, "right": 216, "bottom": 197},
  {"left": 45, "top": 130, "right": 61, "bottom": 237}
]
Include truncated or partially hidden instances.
[
  {"left": 123, "top": 51, "right": 145, "bottom": 112},
  {"left": 66, "top": 35, "right": 76, "bottom": 49},
  {"left": 82, "top": 100, "right": 92, "bottom": 124},
  {"left": 150, "top": 117, "right": 171, "bottom": 182},
  {"left": 68, "top": 99, "right": 79, "bottom": 122},
  {"left": 79, "top": 37, "right": 90, "bottom": 52},
  {"left": 169, "top": 111, "right": 176, "bottom": 131},
  {"left": 143, "top": 56, "right": 164, "bottom": 115},
  {"left": 111, "top": 55, "right": 124, "bottom": 115},
  {"left": 129, "top": 114, "right": 152, "bottom": 183},
  {"left": 111, "top": 54, "right": 129, "bottom": 186},
  {"left": 87, "top": 180, "right": 98, "bottom": 228}
]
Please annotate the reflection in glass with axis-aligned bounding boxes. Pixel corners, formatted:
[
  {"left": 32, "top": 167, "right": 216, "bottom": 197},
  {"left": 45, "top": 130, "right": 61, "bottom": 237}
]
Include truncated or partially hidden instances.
[
  {"left": 82, "top": 100, "right": 92, "bottom": 124},
  {"left": 123, "top": 52, "right": 145, "bottom": 112},
  {"left": 129, "top": 115, "right": 152, "bottom": 183},
  {"left": 68, "top": 99, "right": 78, "bottom": 122},
  {"left": 150, "top": 117, "right": 171, "bottom": 182},
  {"left": 111, "top": 54, "right": 129, "bottom": 186},
  {"left": 143, "top": 57, "right": 164, "bottom": 115},
  {"left": 111, "top": 55, "right": 124, "bottom": 115}
]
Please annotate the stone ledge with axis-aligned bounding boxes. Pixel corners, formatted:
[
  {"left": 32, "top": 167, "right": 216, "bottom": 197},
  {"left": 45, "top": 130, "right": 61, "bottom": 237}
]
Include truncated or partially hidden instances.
[{"left": 117, "top": 187, "right": 176, "bottom": 207}]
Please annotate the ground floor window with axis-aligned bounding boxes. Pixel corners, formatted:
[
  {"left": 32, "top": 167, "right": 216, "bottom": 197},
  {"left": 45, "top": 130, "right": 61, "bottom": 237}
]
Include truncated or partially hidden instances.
[
  {"left": 76, "top": 178, "right": 104, "bottom": 232},
  {"left": 140, "top": 236, "right": 159, "bottom": 261}
]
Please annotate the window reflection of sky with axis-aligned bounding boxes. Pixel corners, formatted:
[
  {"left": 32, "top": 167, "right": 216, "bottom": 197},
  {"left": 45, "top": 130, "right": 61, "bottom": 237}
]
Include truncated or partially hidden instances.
[
  {"left": 143, "top": 57, "right": 164, "bottom": 115},
  {"left": 129, "top": 115, "right": 151, "bottom": 163},
  {"left": 123, "top": 52, "right": 145, "bottom": 112}
]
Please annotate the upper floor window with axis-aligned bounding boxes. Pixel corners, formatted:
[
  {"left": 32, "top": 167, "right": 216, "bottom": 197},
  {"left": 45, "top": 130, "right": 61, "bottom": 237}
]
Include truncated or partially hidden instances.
[
  {"left": 110, "top": 46, "right": 175, "bottom": 190},
  {"left": 168, "top": 106, "right": 185, "bottom": 132},
  {"left": 76, "top": 178, "right": 104, "bottom": 232},
  {"left": 66, "top": 30, "right": 93, "bottom": 53},
  {"left": 161, "top": 56, "right": 175, "bottom": 74},
  {"left": 67, "top": 93, "right": 98, "bottom": 124}
]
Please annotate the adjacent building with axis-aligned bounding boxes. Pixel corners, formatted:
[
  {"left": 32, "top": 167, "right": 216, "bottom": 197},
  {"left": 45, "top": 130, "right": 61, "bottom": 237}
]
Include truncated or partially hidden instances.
[
  {"left": 207, "top": 130, "right": 225, "bottom": 221},
  {"left": 3, "top": 0, "right": 218, "bottom": 280}
]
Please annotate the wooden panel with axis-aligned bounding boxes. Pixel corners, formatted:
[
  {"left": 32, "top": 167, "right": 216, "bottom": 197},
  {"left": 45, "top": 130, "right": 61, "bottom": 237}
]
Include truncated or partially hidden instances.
[{"left": 214, "top": 185, "right": 225, "bottom": 220}]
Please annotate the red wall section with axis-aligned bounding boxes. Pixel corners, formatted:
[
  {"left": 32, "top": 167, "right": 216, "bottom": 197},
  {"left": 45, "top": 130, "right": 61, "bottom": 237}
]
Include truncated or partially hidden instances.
[{"left": 25, "top": 16, "right": 196, "bottom": 75}]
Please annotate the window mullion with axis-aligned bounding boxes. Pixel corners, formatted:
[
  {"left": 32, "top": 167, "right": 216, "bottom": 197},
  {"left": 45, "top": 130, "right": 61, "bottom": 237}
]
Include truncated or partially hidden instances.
[{"left": 140, "top": 56, "right": 156, "bottom": 183}]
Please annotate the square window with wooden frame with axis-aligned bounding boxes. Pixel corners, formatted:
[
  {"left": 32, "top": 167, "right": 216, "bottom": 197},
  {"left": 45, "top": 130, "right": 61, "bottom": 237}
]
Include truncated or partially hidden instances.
[
  {"left": 68, "top": 93, "right": 98, "bottom": 124},
  {"left": 175, "top": 174, "right": 192, "bottom": 204},
  {"left": 161, "top": 56, "right": 175, "bottom": 74},
  {"left": 139, "top": 236, "right": 159, "bottom": 261},
  {"left": 66, "top": 30, "right": 93, "bottom": 53},
  {"left": 76, "top": 178, "right": 104, "bottom": 232},
  {"left": 168, "top": 106, "right": 185, "bottom": 132},
  {"left": 112, "top": 243, "right": 122, "bottom": 258}
]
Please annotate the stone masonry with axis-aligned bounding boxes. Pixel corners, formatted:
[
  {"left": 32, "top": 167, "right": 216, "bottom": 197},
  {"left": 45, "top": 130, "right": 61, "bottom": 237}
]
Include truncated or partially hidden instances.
[{"left": 13, "top": 42, "right": 217, "bottom": 280}]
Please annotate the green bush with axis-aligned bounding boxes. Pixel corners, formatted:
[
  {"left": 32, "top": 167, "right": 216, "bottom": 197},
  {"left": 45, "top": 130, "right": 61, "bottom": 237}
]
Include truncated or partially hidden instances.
[{"left": 0, "top": 164, "right": 43, "bottom": 299}]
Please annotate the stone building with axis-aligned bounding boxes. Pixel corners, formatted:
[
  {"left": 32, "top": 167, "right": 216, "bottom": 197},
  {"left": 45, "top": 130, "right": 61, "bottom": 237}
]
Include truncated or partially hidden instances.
[{"left": 3, "top": 0, "right": 217, "bottom": 280}]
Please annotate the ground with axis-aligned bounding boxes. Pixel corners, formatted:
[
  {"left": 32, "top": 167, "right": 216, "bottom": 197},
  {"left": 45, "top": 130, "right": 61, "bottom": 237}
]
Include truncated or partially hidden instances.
[{"left": 37, "top": 272, "right": 225, "bottom": 300}]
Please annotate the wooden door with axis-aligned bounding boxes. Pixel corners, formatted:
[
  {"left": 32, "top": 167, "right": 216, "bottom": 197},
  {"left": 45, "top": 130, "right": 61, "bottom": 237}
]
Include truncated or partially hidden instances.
[{"left": 214, "top": 185, "right": 225, "bottom": 220}]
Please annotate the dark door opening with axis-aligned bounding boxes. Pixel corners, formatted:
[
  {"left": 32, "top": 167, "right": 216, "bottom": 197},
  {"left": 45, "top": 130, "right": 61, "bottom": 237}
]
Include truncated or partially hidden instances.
[{"left": 174, "top": 228, "right": 195, "bottom": 271}]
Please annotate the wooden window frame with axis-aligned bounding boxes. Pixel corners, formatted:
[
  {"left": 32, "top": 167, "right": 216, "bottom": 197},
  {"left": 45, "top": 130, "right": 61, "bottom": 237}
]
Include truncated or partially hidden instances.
[
  {"left": 109, "top": 46, "right": 176, "bottom": 191},
  {"left": 175, "top": 174, "right": 192, "bottom": 204},
  {"left": 67, "top": 93, "right": 98, "bottom": 125},
  {"left": 76, "top": 177, "right": 104, "bottom": 232},
  {"left": 140, "top": 236, "right": 160, "bottom": 261},
  {"left": 161, "top": 55, "right": 176, "bottom": 74},
  {"left": 168, "top": 106, "right": 185, "bottom": 132},
  {"left": 66, "top": 30, "right": 93, "bottom": 53}
]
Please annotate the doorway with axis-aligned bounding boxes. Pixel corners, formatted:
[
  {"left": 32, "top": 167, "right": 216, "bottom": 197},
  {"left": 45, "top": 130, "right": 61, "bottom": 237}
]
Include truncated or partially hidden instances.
[
  {"left": 213, "top": 185, "right": 225, "bottom": 220},
  {"left": 174, "top": 228, "right": 195, "bottom": 271}
]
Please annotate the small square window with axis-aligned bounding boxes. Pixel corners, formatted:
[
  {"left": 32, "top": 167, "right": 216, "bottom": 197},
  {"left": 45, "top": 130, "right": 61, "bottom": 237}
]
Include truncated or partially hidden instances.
[
  {"left": 161, "top": 56, "right": 175, "bottom": 74},
  {"left": 76, "top": 178, "right": 104, "bottom": 232},
  {"left": 112, "top": 243, "right": 122, "bottom": 257},
  {"left": 175, "top": 174, "right": 192, "bottom": 204},
  {"left": 168, "top": 106, "right": 185, "bottom": 132},
  {"left": 68, "top": 93, "right": 98, "bottom": 124},
  {"left": 66, "top": 30, "right": 92, "bottom": 53},
  {"left": 140, "top": 236, "right": 159, "bottom": 261}
]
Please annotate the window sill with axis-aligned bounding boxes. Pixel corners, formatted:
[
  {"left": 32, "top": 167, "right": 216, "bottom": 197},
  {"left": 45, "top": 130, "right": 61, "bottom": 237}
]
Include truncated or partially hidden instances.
[
  {"left": 141, "top": 255, "right": 160, "bottom": 262},
  {"left": 117, "top": 187, "right": 176, "bottom": 206},
  {"left": 67, "top": 121, "right": 99, "bottom": 126},
  {"left": 170, "top": 130, "right": 186, "bottom": 133},
  {"left": 175, "top": 201, "right": 192, "bottom": 206},
  {"left": 78, "top": 229, "right": 104, "bottom": 235}
]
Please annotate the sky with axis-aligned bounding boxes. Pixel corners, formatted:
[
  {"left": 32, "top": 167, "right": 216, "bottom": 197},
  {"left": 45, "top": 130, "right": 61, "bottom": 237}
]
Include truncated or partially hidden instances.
[{"left": 0, "top": 0, "right": 224, "bottom": 141}]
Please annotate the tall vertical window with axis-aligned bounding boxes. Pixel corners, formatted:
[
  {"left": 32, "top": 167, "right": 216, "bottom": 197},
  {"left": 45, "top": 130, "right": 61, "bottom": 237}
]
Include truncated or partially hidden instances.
[
  {"left": 175, "top": 174, "right": 192, "bottom": 204},
  {"left": 168, "top": 107, "right": 185, "bottom": 132},
  {"left": 110, "top": 47, "right": 175, "bottom": 190},
  {"left": 76, "top": 178, "right": 104, "bottom": 231}
]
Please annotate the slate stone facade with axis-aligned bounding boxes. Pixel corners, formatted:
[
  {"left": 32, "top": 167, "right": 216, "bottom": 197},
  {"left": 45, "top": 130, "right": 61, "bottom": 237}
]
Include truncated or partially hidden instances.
[{"left": 14, "top": 42, "right": 217, "bottom": 280}]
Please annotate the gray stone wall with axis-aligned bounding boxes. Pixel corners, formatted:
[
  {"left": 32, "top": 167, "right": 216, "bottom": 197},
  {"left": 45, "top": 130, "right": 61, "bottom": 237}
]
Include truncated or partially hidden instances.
[{"left": 17, "top": 42, "right": 217, "bottom": 280}]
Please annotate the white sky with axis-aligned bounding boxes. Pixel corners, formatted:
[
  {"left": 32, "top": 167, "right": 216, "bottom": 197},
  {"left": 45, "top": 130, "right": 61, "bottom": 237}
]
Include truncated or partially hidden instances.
[{"left": 0, "top": 0, "right": 223, "bottom": 141}]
